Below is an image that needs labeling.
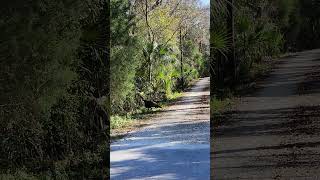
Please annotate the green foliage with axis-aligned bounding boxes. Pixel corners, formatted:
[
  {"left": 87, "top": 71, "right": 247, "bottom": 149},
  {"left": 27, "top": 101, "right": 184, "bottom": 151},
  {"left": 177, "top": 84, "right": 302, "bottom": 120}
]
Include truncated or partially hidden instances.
[
  {"left": 210, "top": 0, "right": 296, "bottom": 97},
  {"left": 0, "top": 170, "right": 48, "bottom": 180},
  {"left": 110, "top": 0, "right": 145, "bottom": 114},
  {"left": 210, "top": 0, "right": 320, "bottom": 100},
  {"left": 210, "top": 25, "right": 230, "bottom": 55},
  {"left": 210, "top": 97, "right": 232, "bottom": 116},
  {"left": 277, "top": 0, "right": 298, "bottom": 28},
  {"left": 111, "top": 116, "right": 134, "bottom": 130},
  {"left": 0, "top": 0, "right": 109, "bottom": 178},
  {"left": 1, "top": 0, "right": 81, "bottom": 169},
  {"left": 110, "top": 0, "right": 209, "bottom": 116}
]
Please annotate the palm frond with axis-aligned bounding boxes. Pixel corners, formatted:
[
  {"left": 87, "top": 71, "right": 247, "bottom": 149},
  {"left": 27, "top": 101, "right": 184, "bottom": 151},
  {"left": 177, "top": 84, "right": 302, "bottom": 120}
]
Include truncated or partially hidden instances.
[
  {"left": 210, "top": 24, "right": 230, "bottom": 54},
  {"left": 210, "top": 0, "right": 228, "bottom": 20}
]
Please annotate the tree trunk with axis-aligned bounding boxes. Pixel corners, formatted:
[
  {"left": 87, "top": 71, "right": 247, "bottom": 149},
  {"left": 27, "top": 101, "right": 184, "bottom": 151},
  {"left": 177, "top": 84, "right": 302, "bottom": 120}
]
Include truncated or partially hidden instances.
[
  {"left": 99, "top": 0, "right": 110, "bottom": 132},
  {"left": 145, "top": 0, "right": 153, "bottom": 84},
  {"left": 227, "top": 0, "right": 236, "bottom": 84},
  {"left": 180, "top": 26, "right": 184, "bottom": 87},
  {"left": 210, "top": 0, "right": 225, "bottom": 99},
  {"left": 96, "top": 1, "right": 110, "bottom": 178},
  {"left": 149, "top": 55, "right": 152, "bottom": 82}
]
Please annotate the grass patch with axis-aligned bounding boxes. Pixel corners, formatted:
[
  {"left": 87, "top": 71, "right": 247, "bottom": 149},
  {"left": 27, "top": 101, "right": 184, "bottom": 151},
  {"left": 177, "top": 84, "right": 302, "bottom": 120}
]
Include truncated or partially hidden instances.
[
  {"left": 167, "top": 92, "right": 183, "bottom": 100},
  {"left": 210, "top": 97, "right": 232, "bottom": 116},
  {"left": 210, "top": 97, "right": 233, "bottom": 127},
  {"left": 131, "top": 108, "right": 162, "bottom": 119},
  {"left": 249, "top": 62, "right": 272, "bottom": 80},
  {"left": 161, "top": 92, "right": 183, "bottom": 105},
  {"left": 110, "top": 115, "right": 134, "bottom": 130}
]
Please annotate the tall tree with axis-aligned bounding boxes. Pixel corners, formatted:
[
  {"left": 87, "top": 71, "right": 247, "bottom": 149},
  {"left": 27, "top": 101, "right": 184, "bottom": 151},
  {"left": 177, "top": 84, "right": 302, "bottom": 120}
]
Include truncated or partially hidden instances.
[
  {"left": 227, "top": 0, "right": 236, "bottom": 83},
  {"left": 180, "top": 26, "right": 185, "bottom": 87}
]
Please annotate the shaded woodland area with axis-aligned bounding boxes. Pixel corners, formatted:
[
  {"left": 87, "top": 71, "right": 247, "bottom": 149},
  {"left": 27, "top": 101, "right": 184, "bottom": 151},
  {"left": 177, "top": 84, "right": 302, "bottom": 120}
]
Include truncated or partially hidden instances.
[
  {"left": 210, "top": 0, "right": 320, "bottom": 100},
  {"left": 0, "top": 0, "right": 110, "bottom": 179}
]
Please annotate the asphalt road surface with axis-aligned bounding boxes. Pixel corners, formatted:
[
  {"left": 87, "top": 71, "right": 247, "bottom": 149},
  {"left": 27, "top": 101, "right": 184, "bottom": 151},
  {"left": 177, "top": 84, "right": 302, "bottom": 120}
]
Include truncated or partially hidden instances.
[{"left": 111, "top": 77, "right": 210, "bottom": 180}]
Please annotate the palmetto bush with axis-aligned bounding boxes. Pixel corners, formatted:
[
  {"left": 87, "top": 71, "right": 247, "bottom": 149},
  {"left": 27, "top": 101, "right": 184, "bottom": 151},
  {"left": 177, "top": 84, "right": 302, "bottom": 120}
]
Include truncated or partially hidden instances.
[{"left": 210, "top": 0, "right": 286, "bottom": 90}]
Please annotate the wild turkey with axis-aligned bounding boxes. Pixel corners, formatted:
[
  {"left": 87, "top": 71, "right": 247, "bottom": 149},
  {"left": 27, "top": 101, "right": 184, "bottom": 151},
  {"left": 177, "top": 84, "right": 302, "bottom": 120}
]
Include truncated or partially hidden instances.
[
  {"left": 143, "top": 99, "right": 162, "bottom": 109},
  {"left": 138, "top": 93, "right": 162, "bottom": 109}
]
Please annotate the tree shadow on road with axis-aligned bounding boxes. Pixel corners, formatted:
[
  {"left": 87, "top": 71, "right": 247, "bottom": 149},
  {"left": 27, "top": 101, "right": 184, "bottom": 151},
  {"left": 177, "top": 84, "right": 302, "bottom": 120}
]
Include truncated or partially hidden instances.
[
  {"left": 211, "top": 105, "right": 320, "bottom": 177},
  {"left": 111, "top": 121, "right": 210, "bottom": 179}
]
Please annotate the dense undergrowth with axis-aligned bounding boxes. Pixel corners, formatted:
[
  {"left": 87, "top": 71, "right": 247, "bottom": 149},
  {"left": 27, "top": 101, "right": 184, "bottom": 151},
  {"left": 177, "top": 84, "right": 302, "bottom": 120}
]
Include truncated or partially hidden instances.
[{"left": 1, "top": 0, "right": 109, "bottom": 178}]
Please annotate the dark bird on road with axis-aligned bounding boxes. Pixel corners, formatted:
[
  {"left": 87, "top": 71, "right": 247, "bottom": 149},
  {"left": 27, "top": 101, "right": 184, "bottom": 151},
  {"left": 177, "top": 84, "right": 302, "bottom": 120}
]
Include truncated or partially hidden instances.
[
  {"left": 138, "top": 93, "right": 162, "bottom": 110},
  {"left": 143, "top": 99, "right": 162, "bottom": 110}
]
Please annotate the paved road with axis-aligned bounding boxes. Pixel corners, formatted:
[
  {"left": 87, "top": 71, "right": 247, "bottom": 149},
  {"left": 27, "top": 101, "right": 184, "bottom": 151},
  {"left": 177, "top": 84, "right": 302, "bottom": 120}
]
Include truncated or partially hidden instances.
[
  {"left": 212, "top": 49, "right": 320, "bottom": 179},
  {"left": 111, "top": 77, "right": 210, "bottom": 180}
]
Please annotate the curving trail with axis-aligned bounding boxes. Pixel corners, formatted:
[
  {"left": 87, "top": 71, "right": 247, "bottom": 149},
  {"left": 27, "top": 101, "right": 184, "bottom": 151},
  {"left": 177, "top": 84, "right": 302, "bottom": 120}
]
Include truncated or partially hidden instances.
[
  {"left": 111, "top": 77, "right": 210, "bottom": 180},
  {"left": 212, "top": 49, "right": 320, "bottom": 179}
]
